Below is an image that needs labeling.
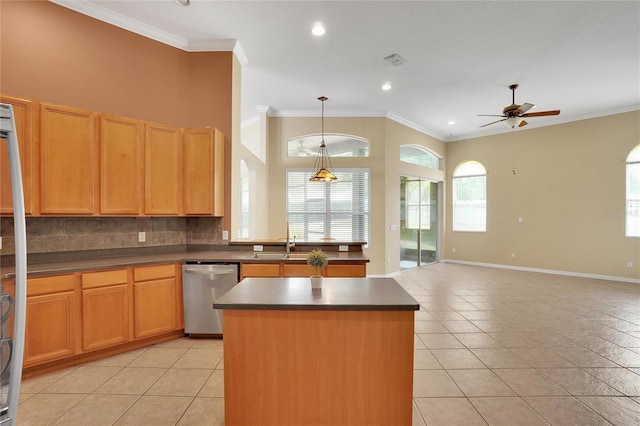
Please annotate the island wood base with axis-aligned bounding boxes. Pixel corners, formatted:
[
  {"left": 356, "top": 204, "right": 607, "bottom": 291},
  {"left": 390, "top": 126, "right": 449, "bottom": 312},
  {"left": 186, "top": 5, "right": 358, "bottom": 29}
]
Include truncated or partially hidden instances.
[{"left": 222, "top": 309, "right": 415, "bottom": 426}]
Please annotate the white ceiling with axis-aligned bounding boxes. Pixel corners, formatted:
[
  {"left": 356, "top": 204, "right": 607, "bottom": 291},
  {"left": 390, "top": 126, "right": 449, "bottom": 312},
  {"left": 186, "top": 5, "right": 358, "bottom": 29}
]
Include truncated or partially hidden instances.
[{"left": 54, "top": 0, "right": 639, "bottom": 141}]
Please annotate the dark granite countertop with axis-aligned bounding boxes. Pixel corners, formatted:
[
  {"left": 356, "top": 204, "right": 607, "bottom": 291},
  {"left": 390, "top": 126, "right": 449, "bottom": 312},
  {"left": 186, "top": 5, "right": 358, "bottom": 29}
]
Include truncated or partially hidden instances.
[
  {"left": 213, "top": 277, "right": 419, "bottom": 311},
  {"left": 0, "top": 247, "right": 368, "bottom": 279}
]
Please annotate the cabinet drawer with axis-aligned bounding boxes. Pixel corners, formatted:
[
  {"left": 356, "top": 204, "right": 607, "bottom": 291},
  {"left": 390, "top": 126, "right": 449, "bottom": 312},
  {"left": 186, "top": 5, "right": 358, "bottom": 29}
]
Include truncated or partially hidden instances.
[
  {"left": 82, "top": 269, "right": 128, "bottom": 289},
  {"left": 241, "top": 263, "right": 280, "bottom": 278},
  {"left": 134, "top": 264, "right": 175, "bottom": 282},
  {"left": 326, "top": 264, "right": 366, "bottom": 277},
  {"left": 282, "top": 263, "right": 317, "bottom": 277},
  {"left": 27, "top": 275, "right": 75, "bottom": 297}
]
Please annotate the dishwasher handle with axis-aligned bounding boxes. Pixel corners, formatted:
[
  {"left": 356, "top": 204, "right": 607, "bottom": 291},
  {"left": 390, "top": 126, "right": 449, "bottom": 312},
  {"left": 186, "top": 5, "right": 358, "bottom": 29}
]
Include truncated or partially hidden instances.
[{"left": 183, "top": 266, "right": 237, "bottom": 276}]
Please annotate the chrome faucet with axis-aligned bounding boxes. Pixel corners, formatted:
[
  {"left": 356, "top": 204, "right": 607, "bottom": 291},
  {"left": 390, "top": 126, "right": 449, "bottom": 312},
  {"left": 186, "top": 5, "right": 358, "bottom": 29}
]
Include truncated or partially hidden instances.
[{"left": 286, "top": 222, "right": 296, "bottom": 253}]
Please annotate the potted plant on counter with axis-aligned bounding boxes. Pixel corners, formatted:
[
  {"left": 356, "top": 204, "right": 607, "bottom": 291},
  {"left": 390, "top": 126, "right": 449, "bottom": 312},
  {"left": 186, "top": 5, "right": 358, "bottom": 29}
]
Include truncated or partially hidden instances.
[{"left": 306, "top": 249, "right": 328, "bottom": 289}]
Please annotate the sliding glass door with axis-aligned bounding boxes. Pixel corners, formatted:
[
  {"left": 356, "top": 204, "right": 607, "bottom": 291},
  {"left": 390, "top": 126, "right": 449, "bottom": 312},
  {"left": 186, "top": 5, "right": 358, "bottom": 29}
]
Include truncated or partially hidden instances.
[{"left": 400, "top": 177, "right": 438, "bottom": 269}]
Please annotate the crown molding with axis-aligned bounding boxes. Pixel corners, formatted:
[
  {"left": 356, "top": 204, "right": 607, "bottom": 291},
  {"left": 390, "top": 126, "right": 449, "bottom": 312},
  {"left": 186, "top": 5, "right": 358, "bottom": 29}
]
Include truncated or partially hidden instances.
[{"left": 51, "top": 0, "right": 247, "bottom": 65}]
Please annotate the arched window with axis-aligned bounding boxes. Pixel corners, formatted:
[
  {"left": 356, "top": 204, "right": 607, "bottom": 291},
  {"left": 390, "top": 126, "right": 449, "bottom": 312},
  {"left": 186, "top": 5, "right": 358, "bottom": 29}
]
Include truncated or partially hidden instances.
[
  {"left": 239, "top": 159, "right": 250, "bottom": 239},
  {"left": 400, "top": 145, "right": 440, "bottom": 169},
  {"left": 287, "top": 134, "right": 369, "bottom": 157},
  {"left": 453, "top": 160, "right": 487, "bottom": 232},
  {"left": 626, "top": 144, "right": 640, "bottom": 237}
]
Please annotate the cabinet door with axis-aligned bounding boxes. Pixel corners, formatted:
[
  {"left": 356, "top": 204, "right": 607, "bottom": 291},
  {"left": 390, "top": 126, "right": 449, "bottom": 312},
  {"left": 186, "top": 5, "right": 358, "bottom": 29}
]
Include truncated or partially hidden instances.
[
  {"left": 184, "top": 128, "right": 214, "bottom": 215},
  {"left": 100, "top": 114, "right": 142, "bottom": 215},
  {"left": 213, "top": 128, "right": 224, "bottom": 216},
  {"left": 0, "top": 95, "right": 33, "bottom": 215},
  {"left": 133, "top": 278, "right": 176, "bottom": 339},
  {"left": 40, "top": 102, "right": 96, "bottom": 214},
  {"left": 144, "top": 123, "right": 181, "bottom": 215},
  {"left": 82, "top": 285, "right": 129, "bottom": 351},
  {"left": 240, "top": 263, "right": 281, "bottom": 279},
  {"left": 325, "top": 263, "right": 367, "bottom": 277},
  {"left": 25, "top": 291, "right": 77, "bottom": 366},
  {"left": 282, "top": 263, "right": 319, "bottom": 277},
  {"left": 81, "top": 269, "right": 130, "bottom": 352},
  {"left": 25, "top": 274, "right": 79, "bottom": 366}
]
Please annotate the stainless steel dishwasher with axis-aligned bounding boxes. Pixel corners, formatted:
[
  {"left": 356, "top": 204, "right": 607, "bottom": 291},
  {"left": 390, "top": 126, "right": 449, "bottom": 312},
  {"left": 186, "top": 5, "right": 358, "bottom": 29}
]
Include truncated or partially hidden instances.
[{"left": 182, "top": 263, "right": 239, "bottom": 336}]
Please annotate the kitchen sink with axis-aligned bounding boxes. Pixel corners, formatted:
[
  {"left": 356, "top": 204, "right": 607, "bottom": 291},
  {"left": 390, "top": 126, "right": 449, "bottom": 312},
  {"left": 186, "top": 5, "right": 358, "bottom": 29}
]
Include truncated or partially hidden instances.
[
  {"left": 251, "top": 253, "right": 309, "bottom": 260},
  {"left": 286, "top": 253, "right": 308, "bottom": 259},
  {"left": 252, "top": 253, "right": 287, "bottom": 260}
]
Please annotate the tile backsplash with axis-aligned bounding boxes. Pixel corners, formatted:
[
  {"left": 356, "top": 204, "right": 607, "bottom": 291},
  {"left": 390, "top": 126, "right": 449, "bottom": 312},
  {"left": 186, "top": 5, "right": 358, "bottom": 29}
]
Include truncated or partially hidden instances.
[{"left": 0, "top": 216, "right": 223, "bottom": 255}]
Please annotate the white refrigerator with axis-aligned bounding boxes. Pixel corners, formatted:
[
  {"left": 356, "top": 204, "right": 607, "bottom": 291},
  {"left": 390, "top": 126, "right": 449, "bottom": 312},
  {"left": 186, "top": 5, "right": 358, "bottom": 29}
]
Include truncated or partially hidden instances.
[{"left": 0, "top": 103, "right": 28, "bottom": 426}]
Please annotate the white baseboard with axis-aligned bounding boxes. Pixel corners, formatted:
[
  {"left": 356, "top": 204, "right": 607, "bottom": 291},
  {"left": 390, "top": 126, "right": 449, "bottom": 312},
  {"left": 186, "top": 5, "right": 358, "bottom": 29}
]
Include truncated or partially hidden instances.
[{"left": 440, "top": 259, "right": 640, "bottom": 284}]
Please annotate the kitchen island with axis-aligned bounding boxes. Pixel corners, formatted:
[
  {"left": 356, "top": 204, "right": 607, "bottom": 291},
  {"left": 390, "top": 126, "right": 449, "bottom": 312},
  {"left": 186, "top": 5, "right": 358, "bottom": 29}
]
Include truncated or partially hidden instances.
[{"left": 214, "top": 277, "right": 419, "bottom": 426}]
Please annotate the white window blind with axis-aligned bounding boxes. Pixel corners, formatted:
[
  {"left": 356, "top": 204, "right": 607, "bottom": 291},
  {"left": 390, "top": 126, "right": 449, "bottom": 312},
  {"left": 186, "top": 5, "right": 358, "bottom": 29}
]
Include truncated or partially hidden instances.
[{"left": 286, "top": 169, "right": 369, "bottom": 242}]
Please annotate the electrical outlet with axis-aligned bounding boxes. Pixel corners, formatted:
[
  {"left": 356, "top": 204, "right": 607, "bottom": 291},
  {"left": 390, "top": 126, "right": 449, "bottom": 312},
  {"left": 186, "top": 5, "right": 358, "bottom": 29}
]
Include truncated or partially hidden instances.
[
  {"left": 627, "top": 261, "right": 634, "bottom": 268},
  {"left": 222, "top": 230, "right": 229, "bottom": 240},
  {"left": 339, "top": 245, "right": 348, "bottom": 252},
  {"left": 452, "top": 247, "right": 457, "bottom": 253},
  {"left": 253, "top": 245, "right": 264, "bottom": 252},
  {"left": 138, "top": 232, "right": 146, "bottom": 243},
  {"left": 511, "top": 252, "right": 516, "bottom": 258}
]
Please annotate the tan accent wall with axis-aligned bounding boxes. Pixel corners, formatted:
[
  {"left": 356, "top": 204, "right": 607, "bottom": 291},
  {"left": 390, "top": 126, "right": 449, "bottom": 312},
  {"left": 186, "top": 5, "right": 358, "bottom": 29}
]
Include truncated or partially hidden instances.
[
  {"left": 1, "top": 0, "right": 235, "bottom": 231},
  {"left": 445, "top": 111, "right": 640, "bottom": 280}
]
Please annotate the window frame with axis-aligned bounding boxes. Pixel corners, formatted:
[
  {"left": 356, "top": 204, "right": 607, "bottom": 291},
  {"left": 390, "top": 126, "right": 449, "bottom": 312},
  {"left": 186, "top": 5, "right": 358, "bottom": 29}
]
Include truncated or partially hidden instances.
[
  {"left": 399, "top": 144, "right": 440, "bottom": 169},
  {"left": 626, "top": 144, "right": 640, "bottom": 238},
  {"left": 452, "top": 161, "right": 487, "bottom": 233},
  {"left": 286, "top": 168, "right": 370, "bottom": 243}
]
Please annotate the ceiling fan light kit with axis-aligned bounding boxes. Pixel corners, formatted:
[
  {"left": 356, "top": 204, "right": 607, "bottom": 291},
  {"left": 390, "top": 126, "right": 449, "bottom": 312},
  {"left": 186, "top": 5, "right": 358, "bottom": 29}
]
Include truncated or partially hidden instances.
[
  {"left": 479, "top": 84, "right": 560, "bottom": 129},
  {"left": 309, "top": 96, "right": 337, "bottom": 182}
]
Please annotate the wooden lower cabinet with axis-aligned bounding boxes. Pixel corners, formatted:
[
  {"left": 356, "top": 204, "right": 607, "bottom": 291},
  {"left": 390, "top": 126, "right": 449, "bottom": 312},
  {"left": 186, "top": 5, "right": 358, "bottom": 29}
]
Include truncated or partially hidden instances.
[
  {"left": 240, "top": 263, "right": 280, "bottom": 279},
  {"left": 24, "top": 274, "right": 80, "bottom": 367},
  {"left": 81, "top": 269, "right": 130, "bottom": 352},
  {"left": 282, "top": 263, "right": 317, "bottom": 277},
  {"left": 133, "top": 264, "right": 178, "bottom": 339},
  {"left": 23, "top": 264, "right": 182, "bottom": 373},
  {"left": 242, "top": 261, "right": 366, "bottom": 279},
  {"left": 326, "top": 263, "right": 367, "bottom": 277}
]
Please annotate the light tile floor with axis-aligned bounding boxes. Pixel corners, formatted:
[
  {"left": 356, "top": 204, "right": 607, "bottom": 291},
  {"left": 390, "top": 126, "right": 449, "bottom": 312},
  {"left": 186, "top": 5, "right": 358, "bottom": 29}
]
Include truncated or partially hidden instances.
[{"left": 18, "top": 263, "right": 640, "bottom": 425}]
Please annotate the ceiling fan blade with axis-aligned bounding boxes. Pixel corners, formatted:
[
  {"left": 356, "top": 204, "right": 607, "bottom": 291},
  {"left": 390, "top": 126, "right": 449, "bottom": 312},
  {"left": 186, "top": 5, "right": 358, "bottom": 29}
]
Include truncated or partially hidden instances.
[
  {"left": 515, "top": 103, "right": 535, "bottom": 115},
  {"left": 521, "top": 110, "right": 560, "bottom": 117},
  {"left": 477, "top": 114, "right": 507, "bottom": 117},
  {"left": 518, "top": 120, "right": 528, "bottom": 128},
  {"left": 480, "top": 118, "right": 507, "bottom": 128}
]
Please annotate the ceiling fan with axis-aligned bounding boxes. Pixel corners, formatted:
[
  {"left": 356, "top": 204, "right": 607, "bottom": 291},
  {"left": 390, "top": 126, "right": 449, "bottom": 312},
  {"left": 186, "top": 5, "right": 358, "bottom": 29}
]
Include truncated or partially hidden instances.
[{"left": 478, "top": 84, "right": 560, "bottom": 128}]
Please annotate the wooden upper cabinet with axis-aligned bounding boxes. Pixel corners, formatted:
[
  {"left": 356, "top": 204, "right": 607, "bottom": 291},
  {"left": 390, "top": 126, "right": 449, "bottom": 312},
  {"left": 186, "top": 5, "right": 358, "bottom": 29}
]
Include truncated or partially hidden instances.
[
  {"left": 184, "top": 127, "right": 225, "bottom": 216},
  {"left": 213, "top": 128, "right": 224, "bottom": 217},
  {"left": 40, "top": 102, "right": 97, "bottom": 215},
  {"left": 0, "top": 95, "right": 33, "bottom": 215},
  {"left": 100, "top": 114, "right": 142, "bottom": 215},
  {"left": 144, "top": 123, "right": 181, "bottom": 215}
]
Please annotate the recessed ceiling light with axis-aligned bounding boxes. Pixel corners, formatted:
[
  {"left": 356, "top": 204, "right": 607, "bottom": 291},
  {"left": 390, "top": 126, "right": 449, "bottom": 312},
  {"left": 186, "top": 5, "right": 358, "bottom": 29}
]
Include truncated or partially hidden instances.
[
  {"left": 174, "top": 0, "right": 190, "bottom": 5},
  {"left": 312, "top": 23, "right": 326, "bottom": 36},
  {"left": 448, "top": 120, "right": 456, "bottom": 125},
  {"left": 381, "top": 82, "right": 392, "bottom": 91}
]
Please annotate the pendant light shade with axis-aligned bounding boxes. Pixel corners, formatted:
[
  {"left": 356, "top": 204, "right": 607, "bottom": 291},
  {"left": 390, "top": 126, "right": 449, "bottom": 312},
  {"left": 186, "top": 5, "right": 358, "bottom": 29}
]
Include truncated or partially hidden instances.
[{"left": 309, "top": 96, "right": 337, "bottom": 182}]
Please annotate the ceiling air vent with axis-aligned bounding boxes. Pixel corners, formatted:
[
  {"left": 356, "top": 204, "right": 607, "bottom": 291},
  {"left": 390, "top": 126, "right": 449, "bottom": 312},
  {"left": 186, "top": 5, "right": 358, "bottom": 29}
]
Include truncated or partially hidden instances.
[{"left": 383, "top": 54, "right": 405, "bottom": 66}]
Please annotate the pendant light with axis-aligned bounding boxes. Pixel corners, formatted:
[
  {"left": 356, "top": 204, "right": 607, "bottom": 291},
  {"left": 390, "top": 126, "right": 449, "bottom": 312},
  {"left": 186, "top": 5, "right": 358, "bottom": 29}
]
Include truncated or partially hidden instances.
[{"left": 309, "top": 96, "right": 337, "bottom": 182}]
